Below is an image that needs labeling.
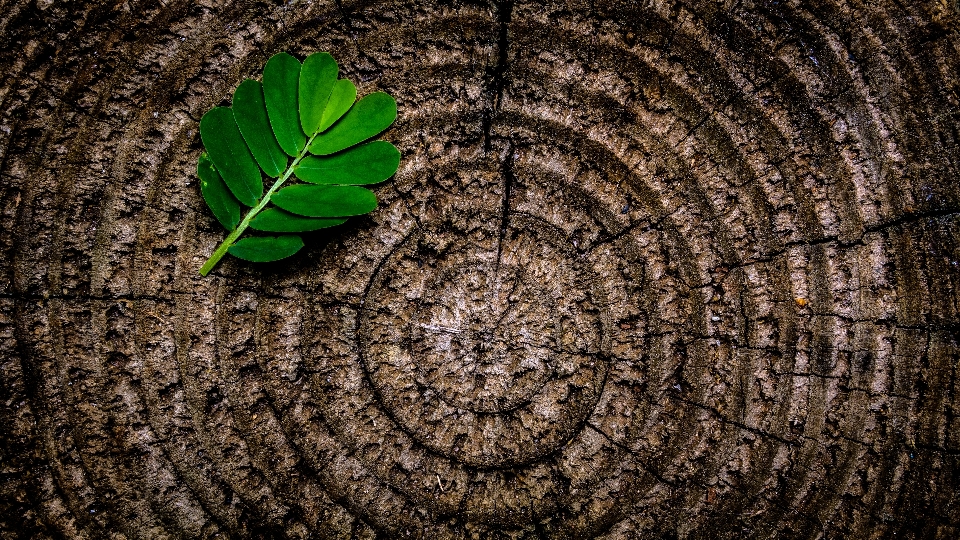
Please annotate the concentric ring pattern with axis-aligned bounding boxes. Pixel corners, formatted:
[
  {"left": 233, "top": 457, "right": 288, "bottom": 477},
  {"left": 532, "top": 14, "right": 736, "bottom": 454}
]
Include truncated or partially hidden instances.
[{"left": 1, "top": 0, "right": 959, "bottom": 538}]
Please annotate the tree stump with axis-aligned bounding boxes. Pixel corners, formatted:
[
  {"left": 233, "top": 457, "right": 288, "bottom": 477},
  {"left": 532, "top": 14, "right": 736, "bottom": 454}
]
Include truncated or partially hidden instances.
[{"left": 1, "top": 0, "right": 958, "bottom": 538}]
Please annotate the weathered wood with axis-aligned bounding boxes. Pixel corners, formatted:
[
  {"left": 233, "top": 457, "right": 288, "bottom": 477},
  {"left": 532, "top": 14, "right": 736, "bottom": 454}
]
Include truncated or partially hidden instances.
[{"left": 1, "top": 0, "right": 958, "bottom": 538}]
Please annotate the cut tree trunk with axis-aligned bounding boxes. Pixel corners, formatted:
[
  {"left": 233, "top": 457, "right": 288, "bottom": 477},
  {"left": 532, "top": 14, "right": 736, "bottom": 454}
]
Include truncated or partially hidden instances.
[{"left": 1, "top": 0, "right": 958, "bottom": 538}]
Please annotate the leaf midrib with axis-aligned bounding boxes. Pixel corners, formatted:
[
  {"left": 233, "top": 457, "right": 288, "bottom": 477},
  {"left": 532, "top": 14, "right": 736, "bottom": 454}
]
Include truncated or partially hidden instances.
[{"left": 198, "top": 131, "right": 320, "bottom": 276}]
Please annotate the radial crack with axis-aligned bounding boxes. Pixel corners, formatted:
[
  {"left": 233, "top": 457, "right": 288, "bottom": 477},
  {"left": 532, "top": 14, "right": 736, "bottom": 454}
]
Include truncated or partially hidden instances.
[
  {"left": 495, "top": 142, "right": 516, "bottom": 270},
  {"left": 482, "top": 0, "right": 513, "bottom": 151}
]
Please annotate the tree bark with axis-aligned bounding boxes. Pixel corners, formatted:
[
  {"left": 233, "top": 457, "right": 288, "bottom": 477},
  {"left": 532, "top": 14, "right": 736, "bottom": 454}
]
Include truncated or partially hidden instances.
[{"left": 1, "top": 0, "right": 958, "bottom": 538}]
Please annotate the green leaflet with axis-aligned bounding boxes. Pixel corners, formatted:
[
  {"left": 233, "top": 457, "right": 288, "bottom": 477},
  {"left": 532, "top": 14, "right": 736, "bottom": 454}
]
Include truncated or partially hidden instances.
[
  {"left": 199, "top": 107, "right": 262, "bottom": 206},
  {"left": 295, "top": 141, "right": 400, "bottom": 185},
  {"left": 272, "top": 184, "right": 377, "bottom": 217},
  {"left": 228, "top": 235, "right": 304, "bottom": 262},
  {"left": 299, "top": 52, "right": 338, "bottom": 135},
  {"left": 234, "top": 79, "right": 287, "bottom": 177},
  {"left": 250, "top": 208, "right": 347, "bottom": 232},
  {"left": 264, "top": 52, "right": 306, "bottom": 156},
  {"left": 309, "top": 92, "right": 397, "bottom": 155},
  {"left": 318, "top": 79, "right": 356, "bottom": 132},
  {"left": 196, "top": 51, "right": 399, "bottom": 276},
  {"left": 197, "top": 154, "right": 240, "bottom": 229}
]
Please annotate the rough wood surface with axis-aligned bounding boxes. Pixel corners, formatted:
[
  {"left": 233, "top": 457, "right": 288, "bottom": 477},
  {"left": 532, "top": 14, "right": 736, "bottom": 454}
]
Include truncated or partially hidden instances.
[{"left": 1, "top": 0, "right": 959, "bottom": 538}]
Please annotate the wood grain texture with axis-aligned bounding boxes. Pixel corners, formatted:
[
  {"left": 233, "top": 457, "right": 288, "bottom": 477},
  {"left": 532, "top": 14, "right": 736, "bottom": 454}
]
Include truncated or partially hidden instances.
[{"left": 1, "top": 0, "right": 958, "bottom": 538}]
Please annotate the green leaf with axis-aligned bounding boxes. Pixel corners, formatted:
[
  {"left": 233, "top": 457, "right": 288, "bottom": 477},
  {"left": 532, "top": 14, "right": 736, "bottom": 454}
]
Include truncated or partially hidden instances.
[
  {"left": 272, "top": 184, "right": 377, "bottom": 217},
  {"left": 308, "top": 92, "right": 397, "bottom": 155},
  {"left": 233, "top": 79, "right": 288, "bottom": 178},
  {"left": 249, "top": 207, "right": 347, "bottom": 232},
  {"left": 197, "top": 153, "right": 240, "bottom": 229},
  {"left": 199, "top": 107, "right": 263, "bottom": 206},
  {"left": 197, "top": 51, "right": 402, "bottom": 275},
  {"left": 295, "top": 141, "right": 400, "bottom": 185},
  {"left": 263, "top": 52, "right": 306, "bottom": 156},
  {"left": 318, "top": 79, "right": 356, "bottom": 132},
  {"left": 228, "top": 235, "right": 304, "bottom": 262},
  {"left": 299, "top": 52, "right": 338, "bottom": 135}
]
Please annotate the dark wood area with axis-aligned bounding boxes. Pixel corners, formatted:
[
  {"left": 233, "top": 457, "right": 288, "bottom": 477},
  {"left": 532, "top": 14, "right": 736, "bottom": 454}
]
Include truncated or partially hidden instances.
[{"left": 1, "top": 0, "right": 958, "bottom": 537}]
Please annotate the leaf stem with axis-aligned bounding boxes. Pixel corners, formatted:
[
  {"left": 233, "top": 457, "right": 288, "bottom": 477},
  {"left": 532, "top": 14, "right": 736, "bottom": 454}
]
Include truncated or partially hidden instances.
[{"left": 199, "top": 135, "right": 318, "bottom": 276}]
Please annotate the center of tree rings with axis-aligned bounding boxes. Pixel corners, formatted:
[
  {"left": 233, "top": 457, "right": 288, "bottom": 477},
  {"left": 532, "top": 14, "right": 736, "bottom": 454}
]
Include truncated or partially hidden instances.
[
  {"left": 360, "top": 218, "right": 609, "bottom": 468},
  {"left": 411, "top": 262, "right": 556, "bottom": 413}
]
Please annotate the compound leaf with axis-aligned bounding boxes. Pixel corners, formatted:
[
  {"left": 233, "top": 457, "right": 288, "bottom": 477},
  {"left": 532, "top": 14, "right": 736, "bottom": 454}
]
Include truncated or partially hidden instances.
[
  {"left": 318, "top": 79, "right": 357, "bottom": 132},
  {"left": 197, "top": 153, "right": 240, "bottom": 229},
  {"left": 295, "top": 141, "right": 400, "bottom": 185},
  {"left": 228, "top": 235, "right": 304, "bottom": 262},
  {"left": 233, "top": 79, "right": 287, "bottom": 178},
  {"left": 308, "top": 92, "right": 396, "bottom": 155},
  {"left": 250, "top": 208, "right": 347, "bottom": 232},
  {"left": 197, "top": 51, "right": 400, "bottom": 275},
  {"left": 272, "top": 184, "right": 377, "bottom": 217},
  {"left": 264, "top": 52, "right": 306, "bottom": 156},
  {"left": 299, "top": 52, "right": 338, "bottom": 135},
  {"left": 199, "top": 106, "right": 262, "bottom": 206}
]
